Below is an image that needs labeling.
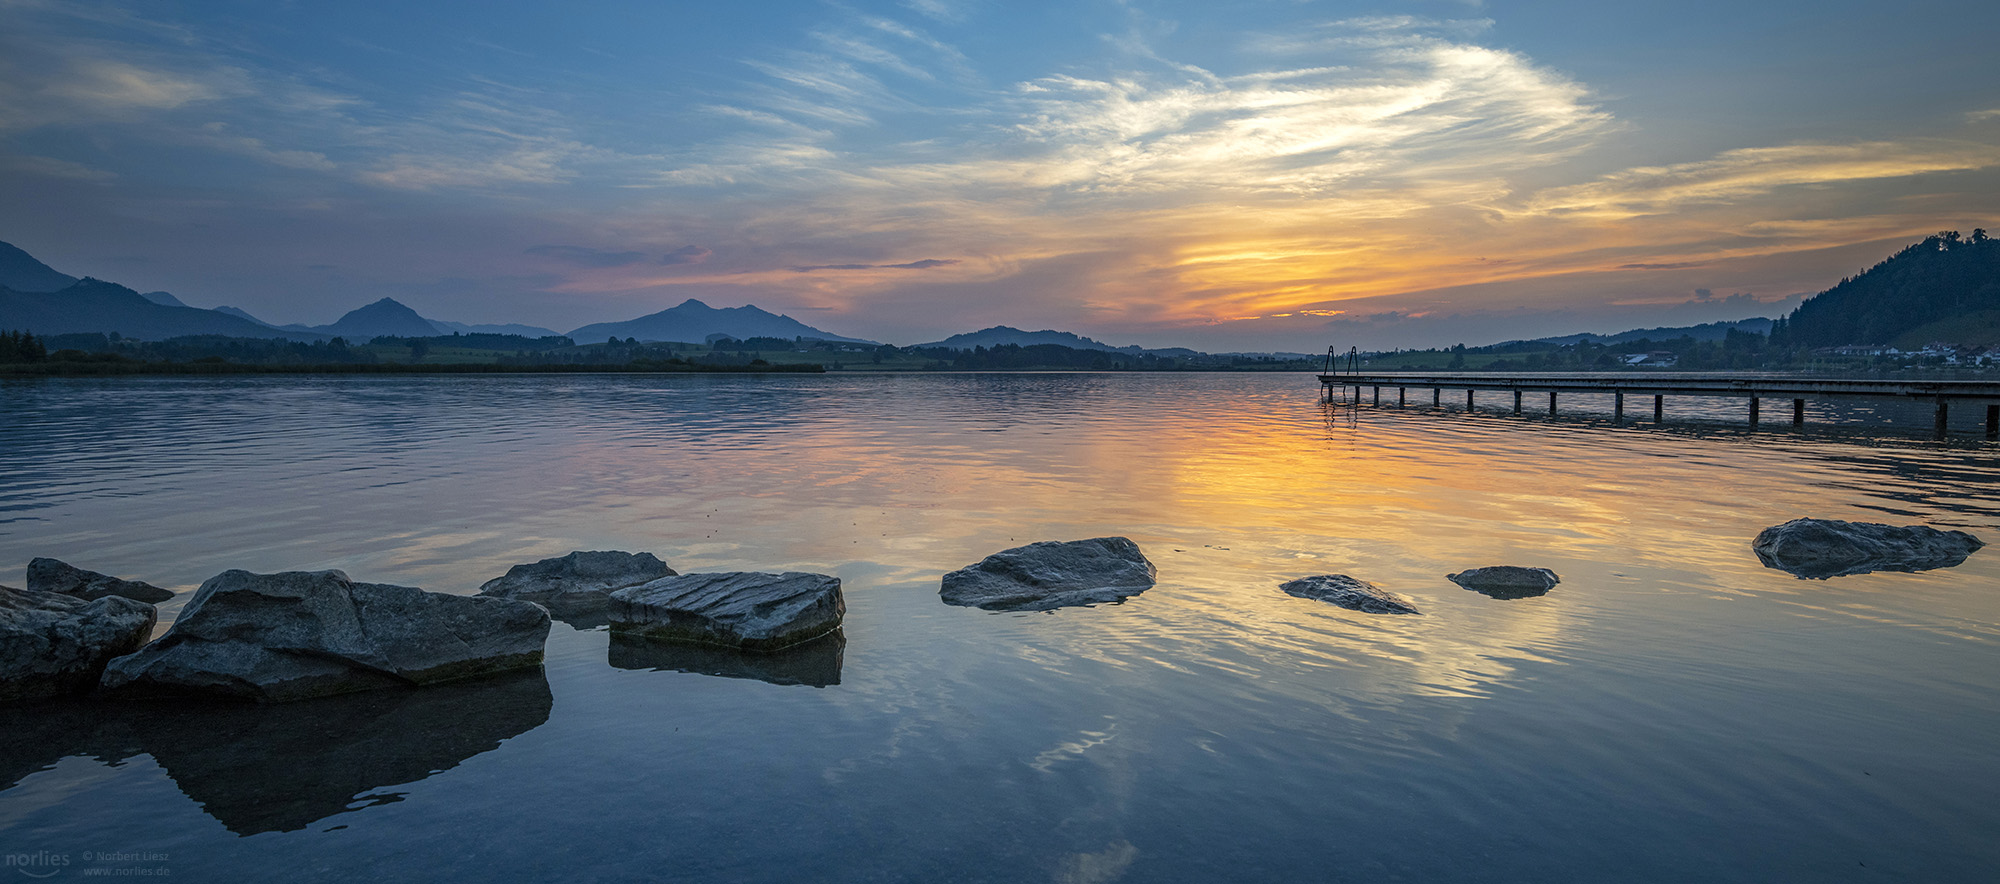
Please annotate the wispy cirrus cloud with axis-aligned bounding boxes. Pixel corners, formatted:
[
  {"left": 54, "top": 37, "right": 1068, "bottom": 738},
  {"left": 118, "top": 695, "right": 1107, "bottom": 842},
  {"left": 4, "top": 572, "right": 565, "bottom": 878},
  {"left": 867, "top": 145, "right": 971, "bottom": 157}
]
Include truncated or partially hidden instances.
[
  {"left": 0, "top": 154, "right": 117, "bottom": 181},
  {"left": 791, "top": 258, "right": 960, "bottom": 272},
  {"left": 527, "top": 245, "right": 649, "bottom": 267},
  {"left": 1521, "top": 140, "right": 2000, "bottom": 219},
  {"left": 661, "top": 246, "right": 713, "bottom": 265}
]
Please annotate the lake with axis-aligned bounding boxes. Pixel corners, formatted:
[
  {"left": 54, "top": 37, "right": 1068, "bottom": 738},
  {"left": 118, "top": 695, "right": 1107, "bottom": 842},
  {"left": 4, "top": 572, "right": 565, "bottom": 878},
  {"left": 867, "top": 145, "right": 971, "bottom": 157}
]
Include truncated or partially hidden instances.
[{"left": 3, "top": 372, "right": 1997, "bottom": 882}]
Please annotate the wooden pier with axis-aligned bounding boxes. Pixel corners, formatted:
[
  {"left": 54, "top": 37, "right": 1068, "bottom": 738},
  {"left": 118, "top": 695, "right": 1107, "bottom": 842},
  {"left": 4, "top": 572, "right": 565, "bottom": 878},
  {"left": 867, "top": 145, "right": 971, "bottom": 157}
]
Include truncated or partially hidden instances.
[{"left": 1317, "top": 371, "right": 2000, "bottom": 439}]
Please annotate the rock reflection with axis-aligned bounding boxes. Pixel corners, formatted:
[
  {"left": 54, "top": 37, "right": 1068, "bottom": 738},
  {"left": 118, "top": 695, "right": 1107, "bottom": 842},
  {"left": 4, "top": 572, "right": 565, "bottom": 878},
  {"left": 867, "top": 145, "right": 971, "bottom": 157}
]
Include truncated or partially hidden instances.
[
  {"left": 0, "top": 702, "right": 142, "bottom": 794},
  {"left": 0, "top": 669, "right": 552, "bottom": 835},
  {"left": 608, "top": 631, "right": 844, "bottom": 687},
  {"left": 1456, "top": 582, "right": 1553, "bottom": 600}
]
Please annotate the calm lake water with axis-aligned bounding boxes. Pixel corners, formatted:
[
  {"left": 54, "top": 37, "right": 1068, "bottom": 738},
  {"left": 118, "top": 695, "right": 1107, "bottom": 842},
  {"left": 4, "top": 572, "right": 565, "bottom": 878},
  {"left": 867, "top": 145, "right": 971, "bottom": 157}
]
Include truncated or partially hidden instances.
[{"left": 3, "top": 372, "right": 1997, "bottom": 882}]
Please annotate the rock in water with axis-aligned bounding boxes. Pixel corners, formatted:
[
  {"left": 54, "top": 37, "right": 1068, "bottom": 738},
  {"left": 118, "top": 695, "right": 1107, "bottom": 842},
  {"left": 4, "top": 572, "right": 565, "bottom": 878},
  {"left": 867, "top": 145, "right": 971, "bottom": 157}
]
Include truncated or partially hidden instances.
[
  {"left": 100, "top": 569, "right": 550, "bottom": 702},
  {"left": 26, "top": 558, "right": 174, "bottom": 604},
  {"left": 1280, "top": 575, "right": 1420, "bottom": 615},
  {"left": 1, "top": 586, "right": 157, "bottom": 702},
  {"left": 1447, "top": 566, "right": 1560, "bottom": 599},
  {"left": 939, "top": 537, "right": 1157, "bottom": 611},
  {"left": 478, "top": 550, "right": 676, "bottom": 616},
  {"left": 610, "top": 572, "right": 843, "bottom": 651},
  {"left": 1753, "top": 518, "right": 1985, "bottom": 579}
]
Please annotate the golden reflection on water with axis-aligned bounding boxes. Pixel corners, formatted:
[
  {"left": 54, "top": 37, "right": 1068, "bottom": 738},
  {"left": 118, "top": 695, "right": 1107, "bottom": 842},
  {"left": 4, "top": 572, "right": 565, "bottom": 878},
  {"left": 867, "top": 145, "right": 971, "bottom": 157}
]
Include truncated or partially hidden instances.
[{"left": 8, "top": 374, "right": 1996, "bottom": 686}]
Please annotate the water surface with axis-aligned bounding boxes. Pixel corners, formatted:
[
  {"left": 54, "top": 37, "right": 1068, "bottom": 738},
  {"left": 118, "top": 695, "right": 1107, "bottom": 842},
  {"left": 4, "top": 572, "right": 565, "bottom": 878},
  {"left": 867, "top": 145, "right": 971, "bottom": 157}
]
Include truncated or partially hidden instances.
[{"left": 2, "top": 373, "right": 1996, "bottom": 882}]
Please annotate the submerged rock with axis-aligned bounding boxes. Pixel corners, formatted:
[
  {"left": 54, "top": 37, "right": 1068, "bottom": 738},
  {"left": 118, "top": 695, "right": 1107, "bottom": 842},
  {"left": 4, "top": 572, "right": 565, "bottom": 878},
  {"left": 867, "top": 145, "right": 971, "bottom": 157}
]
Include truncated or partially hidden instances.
[
  {"left": 1, "top": 585, "right": 156, "bottom": 702},
  {"left": 610, "top": 571, "right": 843, "bottom": 651},
  {"left": 100, "top": 569, "right": 550, "bottom": 702},
  {"left": 26, "top": 557, "right": 174, "bottom": 604},
  {"left": 1447, "top": 566, "right": 1560, "bottom": 599},
  {"left": 478, "top": 550, "right": 676, "bottom": 617},
  {"left": 1752, "top": 518, "right": 1985, "bottom": 579},
  {"left": 1280, "top": 575, "right": 1420, "bottom": 615},
  {"left": 939, "top": 537, "right": 1157, "bottom": 611}
]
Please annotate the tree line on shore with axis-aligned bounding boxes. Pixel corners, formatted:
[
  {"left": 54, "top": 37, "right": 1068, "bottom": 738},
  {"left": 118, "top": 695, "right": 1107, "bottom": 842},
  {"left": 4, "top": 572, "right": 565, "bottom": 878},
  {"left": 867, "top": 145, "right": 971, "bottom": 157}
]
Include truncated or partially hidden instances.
[{"left": 1773, "top": 230, "right": 1997, "bottom": 347}]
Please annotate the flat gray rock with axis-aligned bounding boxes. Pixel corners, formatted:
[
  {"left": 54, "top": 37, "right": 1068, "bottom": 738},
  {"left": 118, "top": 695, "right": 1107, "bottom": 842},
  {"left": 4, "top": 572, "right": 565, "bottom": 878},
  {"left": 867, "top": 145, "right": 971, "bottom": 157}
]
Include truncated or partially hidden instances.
[
  {"left": 610, "top": 571, "right": 843, "bottom": 651},
  {"left": 27, "top": 558, "right": 174, "bottom": 604},
  {"left": 1447, "top": 566, "right": 1560, "bottom": 599},
  {"left": 101, "top": 569, "right": 550, "bottom": 702},
  {"left": 1280, "top": 575, "right": 1420, "bottom": 615},
  {"left": 1753, "top": 518, "right": 1985, "bottom": 579},
  {"left": 940, "top": 537, "right": 1157, "bottom": 611},
  {"left": 478, "top": 550, "right": 676, "bottom": 616},
  {"left": 1, "top": 585, "right": 157, "bottom": 702}
]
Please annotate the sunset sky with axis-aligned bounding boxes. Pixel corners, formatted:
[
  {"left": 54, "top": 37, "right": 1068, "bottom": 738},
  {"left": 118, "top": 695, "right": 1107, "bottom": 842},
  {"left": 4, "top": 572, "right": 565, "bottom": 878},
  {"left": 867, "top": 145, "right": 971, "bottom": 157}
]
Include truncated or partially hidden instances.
[{"left": 2, "top": 0, "right": 1996, "bottom": 350}]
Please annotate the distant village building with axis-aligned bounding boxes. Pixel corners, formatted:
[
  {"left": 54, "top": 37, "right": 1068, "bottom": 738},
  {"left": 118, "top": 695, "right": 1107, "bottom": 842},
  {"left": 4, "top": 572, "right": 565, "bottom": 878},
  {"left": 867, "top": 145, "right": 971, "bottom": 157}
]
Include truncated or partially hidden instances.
[{"left": 1623, "top": 351, "right": 1679, "bottom": 368}]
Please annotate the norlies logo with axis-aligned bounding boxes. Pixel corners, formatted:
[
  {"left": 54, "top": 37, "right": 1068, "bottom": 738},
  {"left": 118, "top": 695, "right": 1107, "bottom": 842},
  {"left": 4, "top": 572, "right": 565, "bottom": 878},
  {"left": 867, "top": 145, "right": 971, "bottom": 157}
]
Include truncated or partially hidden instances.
[{"left": 5, "top": 852, "right": 70, "bottom": 878}]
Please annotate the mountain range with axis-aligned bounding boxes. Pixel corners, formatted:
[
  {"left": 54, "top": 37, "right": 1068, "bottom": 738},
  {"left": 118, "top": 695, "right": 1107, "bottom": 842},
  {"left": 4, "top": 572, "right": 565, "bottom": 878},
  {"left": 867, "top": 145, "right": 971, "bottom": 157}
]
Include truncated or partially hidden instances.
[
  {"left": 0, "top": 277, "right": 325, "bottom": 341},
  {"left": 1522, "top": 318, "right": 1776, "bottom": 348},
  {"left": 0, "top": 239, "right": 874, "bottom": 345},
  {"left": 8, "top": 232, "right": 1992, "bottom": 353}
]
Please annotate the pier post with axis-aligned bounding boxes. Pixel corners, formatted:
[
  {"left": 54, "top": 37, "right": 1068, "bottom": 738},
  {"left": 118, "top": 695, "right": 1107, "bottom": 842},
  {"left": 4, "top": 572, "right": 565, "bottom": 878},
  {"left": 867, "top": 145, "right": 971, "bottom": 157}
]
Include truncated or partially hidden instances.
[
  {"left": 1373, "top": 386, "right": 1380, "bottom": 406},
  {"left": 1512, "top": 390, "right": 1522, "bottom": 414},
  {"left": 1749, "top": 397, "right": 1760, "bottom": 428},
  {"left": 1398, "top": 387, "right": 1406, "bottom": 407},
  {"left": 1653, "top": 395, "right": 1664, "bottom": 422},
  {"left": 1988, "top": 404, "right": 1998, "bottom": 440},
  {"left": 1794, "top": 399, "right": 1806, "bottom": 428},
  {"left": 1432, "top": 388, "right": 1440, "bottom": 407},
  {"left": 1467, "top": 389, "right": 1475, "bottom": 411},
  {"left": 1548, "top": 391, "right": 1557, "bottom": 416},
  {"left": 1614, "top": 391, "right": 1625, "bottom": 423},
  {"left": 1935, "top": 398, "right": 1949, "bottom": 439}
]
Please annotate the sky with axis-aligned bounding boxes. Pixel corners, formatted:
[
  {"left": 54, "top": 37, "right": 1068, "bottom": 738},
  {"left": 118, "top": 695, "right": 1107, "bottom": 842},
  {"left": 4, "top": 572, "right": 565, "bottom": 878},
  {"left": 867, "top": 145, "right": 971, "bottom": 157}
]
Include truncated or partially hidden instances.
[{"left": 2, "top": 0, "right": 1997, "bottom": 351}]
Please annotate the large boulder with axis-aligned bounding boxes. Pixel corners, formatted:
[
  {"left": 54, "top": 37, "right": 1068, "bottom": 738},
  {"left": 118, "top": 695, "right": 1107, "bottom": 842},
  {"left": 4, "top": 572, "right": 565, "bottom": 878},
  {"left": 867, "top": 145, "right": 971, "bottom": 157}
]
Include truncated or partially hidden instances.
[
  {"left": 26, "top": 557, "right": 174, "bottom": 604},
  {"left": 610, "top": 572, "right": 843, "bottom": 651},
  {"left": 1280, "top": 575, "right": 1420, "bottom": 615},
  {"left": 478, "top": 550, "right": 676, "bottom": 617},
  {"left": 100, "top": 569, "right": 550, "bottom": 702},
  {"left": 1753, "top": 518, "right": 1985, "bottom": 579},
  {"left": 1, "top": 585, "right": 156, "bottom": 702},
  {"left": 939, "top": 537, "right": 1157, "bottom": 611},
  {"left": 1447, "top": 566, "right": 1560, "bottom": 599}
]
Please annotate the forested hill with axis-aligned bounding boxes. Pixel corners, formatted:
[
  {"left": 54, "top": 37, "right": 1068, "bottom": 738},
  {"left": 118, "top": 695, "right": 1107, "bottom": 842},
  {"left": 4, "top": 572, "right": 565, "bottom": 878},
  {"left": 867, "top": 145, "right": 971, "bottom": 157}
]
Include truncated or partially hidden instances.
[{"left": 1773, "top": 229, "right": 1999, "bottom": 347}]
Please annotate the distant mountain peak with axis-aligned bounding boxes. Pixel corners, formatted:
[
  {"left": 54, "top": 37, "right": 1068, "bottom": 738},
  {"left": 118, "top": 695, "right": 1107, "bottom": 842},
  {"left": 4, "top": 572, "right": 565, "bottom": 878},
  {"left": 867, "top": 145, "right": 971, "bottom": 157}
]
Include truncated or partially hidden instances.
[
  {"left": 314, "top": 296, "right": 443, "bottom": 338},
  {"left": 567, "top": 297, "right": 874, "bottom": 345},
  {"left": 922, "top": 325, "right": 1121, "bottom": 351}
]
